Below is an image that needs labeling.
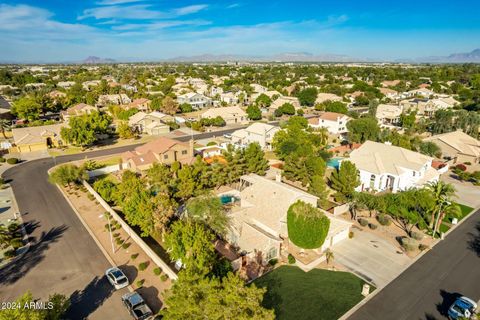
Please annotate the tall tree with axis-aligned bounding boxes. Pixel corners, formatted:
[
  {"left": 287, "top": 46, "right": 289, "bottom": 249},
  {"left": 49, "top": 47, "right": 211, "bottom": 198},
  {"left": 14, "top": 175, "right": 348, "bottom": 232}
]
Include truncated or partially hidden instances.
[
  {"left": 246, "top": 104, "right": 262, "bottom": 120},
  {"left": 296, "top": 87, "right": 318, "bottom": 106},
  {"left": 164, "top": 220, "right": 216, "bottom": 275},
  {"left": 162, "top": 272, "right": 275, "bottom": 320},
  {"left": 185, "top": 193, "right": 229, "bottom": 236},
  {"left": 346, "top": 117, "right": 380, "bottom": 143},
  {"left": 244, "top": 142, "right": 269, "bottom": 175},
  {"left": 161, "top": 96, "right": 179, "bottom": 115},
  {"left": 0, "top": 291, "right": 70, "bottom": 320},
  {"left": 329, "top": 160, "right": 360, "bottom": 202}
]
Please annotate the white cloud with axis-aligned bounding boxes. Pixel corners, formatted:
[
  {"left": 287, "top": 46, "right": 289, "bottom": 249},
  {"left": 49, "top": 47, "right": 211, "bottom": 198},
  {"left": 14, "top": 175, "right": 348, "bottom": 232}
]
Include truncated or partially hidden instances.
[
  {"left": 171, "top": 4, "right": 208, "bottom": 16},
  {"left": 111, "top": 19, "right": 211, "bottom": 31},
  {"left": 79, "top": 3, "right": 208, "bottom": 20},
  {"left": 96, "top": 0, "right": 144, "bottom": 5},
  {"left": 227, "top": 3, "right": 241, "bottom": 9}
]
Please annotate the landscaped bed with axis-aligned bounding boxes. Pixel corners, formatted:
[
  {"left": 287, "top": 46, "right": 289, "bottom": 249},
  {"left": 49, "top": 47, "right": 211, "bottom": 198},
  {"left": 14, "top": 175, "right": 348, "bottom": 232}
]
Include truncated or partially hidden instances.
[
  {"left": 253, "top": 265, "right": 373, "bottom": 320},
  {"left": 440, "top": 203, "right": 474, "bottom": 233}
]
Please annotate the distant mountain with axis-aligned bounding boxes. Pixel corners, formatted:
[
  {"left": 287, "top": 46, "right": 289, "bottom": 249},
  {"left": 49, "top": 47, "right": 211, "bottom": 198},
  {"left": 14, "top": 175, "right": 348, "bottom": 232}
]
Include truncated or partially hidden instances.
[
  {"left": 415, "top": 49, "right": 480, "bottom": 63},
  {"left": 82, "top": 56, "right": 116, "bottom": 64},
  {"left": 166, "top": 52, "right": 361, "bottom": 63}
]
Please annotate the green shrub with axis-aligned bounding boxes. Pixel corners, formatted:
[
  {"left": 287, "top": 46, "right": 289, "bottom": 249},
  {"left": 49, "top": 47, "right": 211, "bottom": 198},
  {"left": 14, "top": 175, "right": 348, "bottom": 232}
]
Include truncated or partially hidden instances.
[
  {"left": 348, "top": 231, "right": 354, "bottom": 238},
  {"left": 160, "top": 274, "right": 168, "bottom": 281},
  {"left": 122, "top": 242, "right": 131, "bottom": 249},
  {"left": 419, "top": 244, "right": 430, "bottom": 251},
  {"left": 268, "top": 259, "right": 278, "bottom": 266},
  {"left": 115, "top": 238, "right": 123, "bottom": 245},
  {"left": 358, "top": 218, "right": 368, "bottom": 227},
  {"left": 464, "top": 161, "right": 472, "bottom": 165},
  {"left": 9, "top": 238, "right": 23, "bottom": 249},
  {"left": 6, "top": 158, "right": 18, "bottom": 165},
  {"left": 153, "top": 267, "right": 162, "bottom": 276},
  {"left": 287, "top": 200, "right": 330, "bottom": 249},
  {"left": 368, "top": 223, "right": 378, "bottom": 230},
  {"left": 3, "top": 249, "right": 16, "bottom": 259},
  {"left": 377, "top": 214, "right": 392, "bottom": 226},
  {"left": 138, "top": 262, "right": 149, "bottom": 271},
  {"left": 287, "top": 254, "right": 296, "bottom": 264},
  {"left": 113, "top": 232, "right": 120, "bottom": 238},
  {"left": 401, "top": 237, "right": 418, "bottom": 252},
  {"left": 136, "top": 279, "right": 145, "bottom": 287},
  {"left": 131, "top": 253, "right": 139, "bottom": 260},
  {"left": 0, "top": 157, "right": 5, "bottom": 163},
  {"left": 410, "top": 231, "right": 424, "bottom": 241}
]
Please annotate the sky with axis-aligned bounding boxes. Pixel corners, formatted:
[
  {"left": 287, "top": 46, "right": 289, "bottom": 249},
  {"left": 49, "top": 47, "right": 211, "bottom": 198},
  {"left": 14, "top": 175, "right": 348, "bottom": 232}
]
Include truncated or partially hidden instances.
[{"left": 1, "top": 0, "right": 480, "bottom": 62}]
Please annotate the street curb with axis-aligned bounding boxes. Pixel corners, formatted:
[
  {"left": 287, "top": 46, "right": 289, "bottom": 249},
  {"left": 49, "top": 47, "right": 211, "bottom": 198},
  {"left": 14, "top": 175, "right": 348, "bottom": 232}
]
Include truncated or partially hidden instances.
[
  {"left": 0, "top": 185, "right": 31, "bottom": 271},
  {"left": 340, "top": 205, "right": 480, "bottom": 319},
  {"left": 55, "top": 184, "right": 134, "bottom": 293}
]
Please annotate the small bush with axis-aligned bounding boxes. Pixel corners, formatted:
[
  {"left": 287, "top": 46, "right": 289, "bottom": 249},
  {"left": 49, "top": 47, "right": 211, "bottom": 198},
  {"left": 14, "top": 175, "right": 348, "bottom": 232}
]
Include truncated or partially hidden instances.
[
  {"left": 115, "top": 238, "right": 123, "bottom": 245},
  {"left": 136, "top": 279, "right": 145, "bottom": 288},
  {"left": 348, "top": 231, "right": 354, "bottom": 239},
  {"left": 455, "top": 164, "right": 467, "bottom": 172},
  {"left": 368, "top": 223, "right": 378, "bottom": 230},
  {"left": 287, "top": 254, "right": 296, "bottom": 264},
  {"left": 419, "top": 244, "right": 430, "bottom": 251},
  {"left": 0, "top": 157, "right": 5, "bottom": 163},
  {"left": 464, "top": 161, "right": 472, "bottom": 165},
  {"left": 3, "top": 249, "right": 16, "bottom": 259},
  {"left": 130, "top": 253, "right": 139, "bottom": 260},
  {"left": 6, "top": 158, "right": 18, "bottom": 165},
  {"left": 160, "top": 274, "right": 168, "bottom": 281},
  {"left": 268, "top": 259, "right": 278, "bottom": 266},
  {"left": 138, "top": 261, "right": 149, "bottom": 271},
  {"left": 113, "top": 232, "right": 120, "bottom": 238},
  {"left": 377, "top": 214, "right": 392, "bottom": 226},
  {"left": 153, "top": 267, "right": 162, "bottom": 276},
  {"left": 410, "top": 231, "right": 424, "bottom": 241},
  {"left": 10, "top": 238, "right": 23, "bottom": 249},
  {"left": 401, "top": 237, "right": 418, "bottom": 252},
  {"left": 358, "top": 218, "right": 368, "bottom": 227},
  {"left": 122, "top": 242, "right": 131, "bottom": 249},
  {"left": 87, "top": 194, "right": 95, "bottom": 201}
]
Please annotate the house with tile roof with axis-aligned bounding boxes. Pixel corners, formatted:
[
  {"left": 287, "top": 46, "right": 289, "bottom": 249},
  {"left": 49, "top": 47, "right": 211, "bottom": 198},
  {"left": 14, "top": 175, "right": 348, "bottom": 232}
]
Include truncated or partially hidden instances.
[
  {"left": 375, "top": 104, "right": 404, "bottom": 126},
  {"left": 423, "top": 131, "right": 480, "bottom": 164},
  {"left": 177, "top": 92, "right": 212, "bottom": 109},
  {"left": 121, "top": 137, "right": 194, "bottom": 171},
  {"left": 225, "top": 174, "right": 351, "bottom": 264},
  {"left": 201, "top": 106, "right": 248, "bottom": 125},
  {"left": 60, "top": 103, "right": 99, "bottom": 122},
  {"left": 348, "top": 141, "right": 440, "bottom": 193},
  {"left": 11, "top": 123, "right": 66, "bottom": 153},
  {"left": 231, "top": 123, "right": 280, "bottom": 150},
  {"left": 126, "top": 98, "right": 151, "bottom": 112},
  {"left": 308, "top": 112, "right": 350, "bottom": 135},
  {"left": 128, "top": 111, "right": 171, "bottom": 136}
]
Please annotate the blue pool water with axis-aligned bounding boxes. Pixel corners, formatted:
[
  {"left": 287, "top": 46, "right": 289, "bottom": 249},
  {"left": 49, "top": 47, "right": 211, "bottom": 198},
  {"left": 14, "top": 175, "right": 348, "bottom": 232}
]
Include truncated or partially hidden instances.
[
  {"left": 327, "top": 157, "right": 342, "bottom": 169},
  {"left": 220, "top": 195, "right": 238, "bottom": 204}
]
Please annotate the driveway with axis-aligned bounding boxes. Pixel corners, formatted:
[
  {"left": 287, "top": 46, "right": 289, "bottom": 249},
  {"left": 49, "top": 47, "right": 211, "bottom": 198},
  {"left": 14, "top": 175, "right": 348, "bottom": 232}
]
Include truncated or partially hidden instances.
[
  {"left": 333, "top": 229, "right": 411, "bottom": 288},
  {"left": 441, "top": 174, "right": 480, "bottom": 208}
]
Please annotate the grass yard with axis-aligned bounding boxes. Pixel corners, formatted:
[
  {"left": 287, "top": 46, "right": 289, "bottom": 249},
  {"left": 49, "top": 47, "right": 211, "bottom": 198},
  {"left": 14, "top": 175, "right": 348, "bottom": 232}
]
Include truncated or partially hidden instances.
[{"left": 253, "top": 266, "right": 373, "bottom": 320}]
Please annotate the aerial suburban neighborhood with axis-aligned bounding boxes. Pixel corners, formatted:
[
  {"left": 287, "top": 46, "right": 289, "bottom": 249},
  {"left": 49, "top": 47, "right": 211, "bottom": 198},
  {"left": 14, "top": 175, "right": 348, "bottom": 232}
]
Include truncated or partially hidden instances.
[{"left": 0, "top": 1, "right": 480, "bottom": 320}]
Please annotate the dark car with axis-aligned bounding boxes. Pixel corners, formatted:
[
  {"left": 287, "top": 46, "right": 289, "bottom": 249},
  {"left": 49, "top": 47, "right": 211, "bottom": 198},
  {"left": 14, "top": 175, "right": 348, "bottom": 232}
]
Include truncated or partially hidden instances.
[{"left": 122, "top": 292, "right": 153, "bottom": 320}]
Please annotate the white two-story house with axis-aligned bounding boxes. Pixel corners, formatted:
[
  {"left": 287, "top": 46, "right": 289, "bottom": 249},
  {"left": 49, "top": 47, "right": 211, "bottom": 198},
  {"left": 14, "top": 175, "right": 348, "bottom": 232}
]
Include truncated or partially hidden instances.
[
  {"left": 347, "top": 141, "right": 440, "bottom": 193},
  {"left": 308, "top": 112, "right": 350, "bottom": 135},
  {"left": 231, "top": 123, "right": 280, "bottom": 150},
  {"left": 177, "top": 92, "right": 212, "bottom": 109}
]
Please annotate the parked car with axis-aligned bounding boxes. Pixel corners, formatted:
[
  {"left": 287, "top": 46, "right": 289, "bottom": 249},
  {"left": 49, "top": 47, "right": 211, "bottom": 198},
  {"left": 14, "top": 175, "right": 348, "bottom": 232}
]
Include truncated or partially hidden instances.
[
  {"left": 122, "top": 292, "right": 153, "bottom": 320},
  {"left": 223, "top": 133, "right": 232, "bottom": 139},
  {"left": 448, "top": 296, "right": 478, "bottom": 319},
  {"left": 105, "top": 267, "right": 129, "bottom": 290}
]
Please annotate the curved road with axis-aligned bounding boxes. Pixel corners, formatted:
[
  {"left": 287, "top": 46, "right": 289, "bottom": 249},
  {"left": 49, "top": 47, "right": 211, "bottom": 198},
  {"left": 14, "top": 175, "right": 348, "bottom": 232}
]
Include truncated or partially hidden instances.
[{"left": 0, "top": 127, "right": 243, "bottom": 319}]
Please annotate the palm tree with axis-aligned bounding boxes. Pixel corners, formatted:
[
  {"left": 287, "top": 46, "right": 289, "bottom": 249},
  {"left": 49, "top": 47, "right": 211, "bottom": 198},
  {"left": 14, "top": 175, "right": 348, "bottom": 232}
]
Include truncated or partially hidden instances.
[
  {"left": 426, "top": 181, "right": 457, "bottom": 237},
  {"left": 0, "top": 119, "right": 10, "bottom": 139},
  {"left": 325, "top": 249, "right": 334, "bottom": 265}
]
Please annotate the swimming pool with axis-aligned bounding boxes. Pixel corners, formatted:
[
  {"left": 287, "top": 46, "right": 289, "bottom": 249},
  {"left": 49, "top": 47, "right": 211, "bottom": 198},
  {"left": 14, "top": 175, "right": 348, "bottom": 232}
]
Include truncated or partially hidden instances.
[
  {"left": 220, "top": 194, "right": 239, "bottom": 205},
  {"left": 327, "top": 157, "right": 343, "bottom": 169}
]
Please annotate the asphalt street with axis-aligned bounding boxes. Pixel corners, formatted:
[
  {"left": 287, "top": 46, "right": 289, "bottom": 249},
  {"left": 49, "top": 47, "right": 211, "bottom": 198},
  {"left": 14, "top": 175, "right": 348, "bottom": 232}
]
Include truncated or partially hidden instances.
[
  {"left": 0, "top": 127, "right": 243, "bottom": 319},
  {"left": 349, "top": 208, "right": 480, "bottom": 320}
]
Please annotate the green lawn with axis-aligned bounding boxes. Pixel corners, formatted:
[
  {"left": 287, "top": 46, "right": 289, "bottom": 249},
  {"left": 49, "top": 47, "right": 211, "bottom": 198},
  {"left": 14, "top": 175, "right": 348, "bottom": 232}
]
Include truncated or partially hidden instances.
[
  {"left": 445, "top": 203, "right": 474, "bottom": 223},
  {"left": 253, "top": 266, "right": 373, "bottom": 320}
]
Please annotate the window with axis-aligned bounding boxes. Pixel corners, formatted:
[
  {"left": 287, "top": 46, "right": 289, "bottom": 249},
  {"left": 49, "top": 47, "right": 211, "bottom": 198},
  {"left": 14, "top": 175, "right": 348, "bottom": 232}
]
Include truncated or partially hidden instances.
[
  {"left": 266, "top": 247, "right": 277, "bottom": 261},
  {"left": 412, "top": 171, "right": 416, "bottom": 177},
  {"left": 164, "top": 154, "right": 168, "bottom": 159},
  {"left": 181, "top": 150, "right": 188, "bottom": 155}
]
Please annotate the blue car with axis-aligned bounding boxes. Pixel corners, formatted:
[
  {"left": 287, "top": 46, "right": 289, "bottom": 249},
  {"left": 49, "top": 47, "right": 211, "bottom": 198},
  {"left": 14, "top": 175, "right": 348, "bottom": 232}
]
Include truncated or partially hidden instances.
[{"left": 448, "top": 296, "right": 478, "bottom": 320}]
